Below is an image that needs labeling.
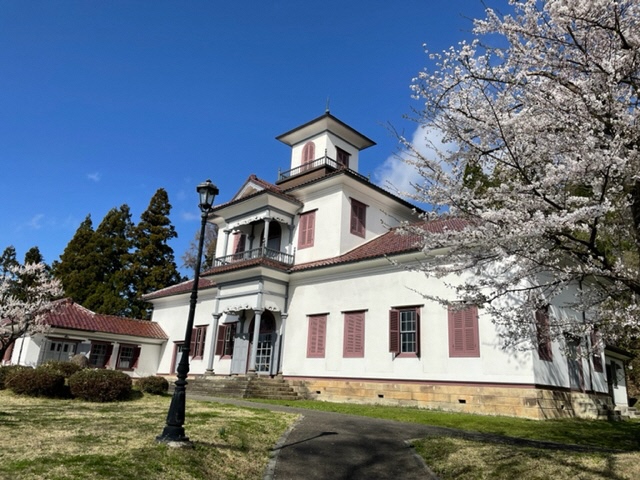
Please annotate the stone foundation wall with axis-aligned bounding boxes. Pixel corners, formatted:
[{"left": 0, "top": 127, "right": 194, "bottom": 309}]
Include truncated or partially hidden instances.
[{"left": 286, "top": 377, "right": 612, "bottom": 420}]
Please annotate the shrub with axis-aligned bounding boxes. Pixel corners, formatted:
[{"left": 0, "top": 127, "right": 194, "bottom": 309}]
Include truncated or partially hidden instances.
[
  {"left": 138, "top": 376, "right": 169, "bottom": 395},
  {"left": 68, "top": 369, "right": 132, "bottom": 402},
  {"left": 40, "top": 360, "right": 82, "bottom": 379},
  {"left": 0, "top": 365, "right": 31, "bottom": 390},
  {"left": 6, "top": 367, "right": 66, "bottom": 398}
]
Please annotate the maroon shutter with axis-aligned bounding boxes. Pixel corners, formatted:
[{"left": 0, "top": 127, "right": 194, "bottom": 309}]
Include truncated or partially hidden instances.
[
  {"left": 189, "top": 329, "right": 197, "bottom": 356},
  {"left": 132, "top": 346, "right": 141, "bottom": 369},
  {"left": 307, "top": 315, "right": 326, "bottom": 358},
  {"left": 104, "top": 344, "right": 114, "bottom": 367},
  {"left": 299, "top": 211, "right": 315, "bottom": 248},
  {"left": 344, "top": 312, "right": 364, "bottom": 358},
  {"left": 302, "top": 142, "right": 315, "bottom": 168},
  {"left": 464, "top": 305, "right": 479, "bottom": 356},
  {"left": 535, "top": 308, "right": 552, "bottom": 361},
  {"left": 415, "top": 309, "right": 421, "bottom": 357},
  {"left": 449, "top": 306, "right": 464, "bottom": 356},
  {"left": 2, "top": 342, "right": 14, "bottom": 363},
  {"left": 591, "top": 330, "right": 603, "bottom": 372},
  {"left": 215, "top": 325, "right": 226, "bottom": 355},
  {"left": 389, "top": 310, "right": 400, "bottom": 354}
]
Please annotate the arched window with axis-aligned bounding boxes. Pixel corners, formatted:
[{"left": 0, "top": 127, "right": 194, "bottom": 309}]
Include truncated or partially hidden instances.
[{"left": 301, "top": 142, "right": 315, "bottom": 171}]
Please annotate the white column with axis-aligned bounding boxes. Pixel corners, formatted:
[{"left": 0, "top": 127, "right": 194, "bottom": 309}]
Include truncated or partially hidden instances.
[
  {"left": 206, "top": 313, "right": 222, "bottom": 374},
  {"left": 248, "top": 309, "right": 263, "bottom": 373}
]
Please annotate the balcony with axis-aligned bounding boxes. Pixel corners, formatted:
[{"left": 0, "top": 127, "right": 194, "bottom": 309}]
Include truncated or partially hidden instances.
[
  {"left": 212, "top": 246, "right": 295, "bottom": 268},
  {"left": 276, "top": 155, "right": 348, "bottom": 188}
]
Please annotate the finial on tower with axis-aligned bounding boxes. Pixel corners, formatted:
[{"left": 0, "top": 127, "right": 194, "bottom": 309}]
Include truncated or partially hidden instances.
[{"left": 325, "top": 96, "right": 330, "bottom": 113}]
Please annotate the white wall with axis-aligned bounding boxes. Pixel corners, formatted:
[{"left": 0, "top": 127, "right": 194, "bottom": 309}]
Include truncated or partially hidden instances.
[{"left": 283, "top": 263, "right": 536, "bottom": 384}]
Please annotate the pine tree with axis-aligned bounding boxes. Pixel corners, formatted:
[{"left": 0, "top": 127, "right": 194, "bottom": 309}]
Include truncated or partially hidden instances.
[
  {"left": 130, "top": 188, "right": 184, "bottom": 318},
  {"left": 52, "top": 215, "right": 100, "bottom": 306},
  {"left": 0, "top": 246, "right": 19, "bottom": 277},
  {"left": 83, "top": 205, "right": 134, "bottom": 316}
]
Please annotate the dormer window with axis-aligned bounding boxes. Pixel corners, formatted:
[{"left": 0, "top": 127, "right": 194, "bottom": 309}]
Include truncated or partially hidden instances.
[
  {"left": 302, "top": 141, "right": 316, "bottom": 171},
  {"left": 336, "top": 147, "right": 350, "bottom": 168}
]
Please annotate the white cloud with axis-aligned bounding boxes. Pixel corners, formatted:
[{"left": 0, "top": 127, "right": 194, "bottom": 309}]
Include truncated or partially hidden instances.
[
  {"left": 26, "top": 214, "right": 45, "bottom": 230},
  {"left": 181, "top": 211, "right": 199, "bottom": 222},
  {"left": 87, "top": 172, "right": 101, "bottom": 182},
  {"left": 372, "top": 126, "right": 453, "bottom": 202}
]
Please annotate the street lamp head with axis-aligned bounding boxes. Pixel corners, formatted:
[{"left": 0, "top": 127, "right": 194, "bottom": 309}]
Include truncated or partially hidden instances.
[{"left": 197, "top": 179, "right": 219, "bottom": 212}]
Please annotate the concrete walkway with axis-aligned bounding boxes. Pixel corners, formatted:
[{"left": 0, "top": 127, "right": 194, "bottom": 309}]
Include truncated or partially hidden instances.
[{"left": 192, "top": 396, "right": 441, "bottom": 480}]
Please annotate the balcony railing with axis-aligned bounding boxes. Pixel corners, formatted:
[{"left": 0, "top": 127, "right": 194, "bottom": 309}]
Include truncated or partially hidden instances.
[
  {"left": 212, "top": 246, "right": 295, "bottom": 267},
  {"left": 278, "top": 155, "right": 345, "bottom": 182}
]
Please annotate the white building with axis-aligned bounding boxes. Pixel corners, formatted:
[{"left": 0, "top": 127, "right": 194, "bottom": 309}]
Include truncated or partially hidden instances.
[{"left": 11, "top": 111, "right": 627, "bottom": 419}]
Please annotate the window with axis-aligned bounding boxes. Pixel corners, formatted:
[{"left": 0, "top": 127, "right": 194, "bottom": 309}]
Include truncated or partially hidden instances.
[
  {"left": 190, "top": 326, "right": 207, "bottom": 359},
  {"left": 298, "top": 210, "right": 316, "bottom": 249},
  {"left": 350, "top": 198, "right": 367, "bottom": 237},
  {"left": 215, "top": 323, "right": 236, "bottom": 357},
  {"left": 116, "top": 344, "right": 140, "bottom": 370},
  {"left": 307, "top": 314, "right": 327, "bottom": 358},
  {"left": 232, "top": 232, "right": 246, "bottom": 260},
  {"left": 41, "top": 339, "right": 78, "bottom": 363},
  {"left": 302, "top": 141, "right": 315, "bottom": 170},
  {"left": 448, "top": 304, "right": 480, "bottom": 357},
  {"left": 336, "top": 147, "right": 350, "bottom": 168},
  {"left": 343, "top": 311, "right": 365, "bottom": 358},
  {"left": 89, "top": 342, "right": 113, "bottom": 368},
  {"left": 389, "top": 307, "right": 420, "bottom": 356},
  {"left": 535, "top": 307, "right": 553, "bottom": 362},
  {"left": 591, "top": 329, "right": 603, "bottom": 373}
]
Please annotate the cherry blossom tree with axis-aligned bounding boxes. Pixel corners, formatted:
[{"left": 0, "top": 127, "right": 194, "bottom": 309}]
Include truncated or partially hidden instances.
[
  {"left": 402, "top": 0, "right": 639, "bottom": 347},
  {"left": 0, "top": 262, "right": 63, "bottom": 361}
]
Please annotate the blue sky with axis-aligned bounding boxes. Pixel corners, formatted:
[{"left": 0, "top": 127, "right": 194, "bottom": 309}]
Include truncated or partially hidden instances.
[{"left": 0, "top": 0, "right": 501, "bottom": 273}]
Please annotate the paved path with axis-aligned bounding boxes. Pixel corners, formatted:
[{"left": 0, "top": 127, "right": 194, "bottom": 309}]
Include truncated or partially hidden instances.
[{"left": 192, "top": 396, "right": 441, "bottom": 480}]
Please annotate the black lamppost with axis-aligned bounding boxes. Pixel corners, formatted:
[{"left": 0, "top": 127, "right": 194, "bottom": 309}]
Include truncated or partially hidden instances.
[{"left": 157, "top": 179, "right": 218, "bottom": 445}]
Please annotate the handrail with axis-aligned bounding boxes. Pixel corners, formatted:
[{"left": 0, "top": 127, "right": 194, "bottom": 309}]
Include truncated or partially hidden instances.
[
  {"left": 213, "top": 246, "right": 294, "bottom": 267},
  {"left": 278, "top": 155, "right": 344, "bottom": 181}
]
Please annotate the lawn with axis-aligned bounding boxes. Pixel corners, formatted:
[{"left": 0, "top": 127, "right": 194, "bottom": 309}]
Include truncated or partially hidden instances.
[
  {"left": 2, "top": 390, "right": 640, "bottom": 480},
  {"left": 0, "top": 391, "right": 297, "bottom": 480}
]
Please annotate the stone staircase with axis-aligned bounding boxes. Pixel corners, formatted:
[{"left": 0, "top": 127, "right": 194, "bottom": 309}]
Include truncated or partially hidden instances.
[{"left": 175, "top": 375, "right": 302, "bottom": 401}]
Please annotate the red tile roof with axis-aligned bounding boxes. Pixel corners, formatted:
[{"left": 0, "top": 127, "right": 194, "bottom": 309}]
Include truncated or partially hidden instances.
[
  {"left": 46, "top": 299, "right": 168, "bottom": 339},
  {"left": 142, "top": 278, "right": 215, "bottom": 301},
  {"left": 213, "top": 174, "right": 302, "bottom": 211},
  {"left": 292, "top": 218, "right": 468, "bottom": 271}
]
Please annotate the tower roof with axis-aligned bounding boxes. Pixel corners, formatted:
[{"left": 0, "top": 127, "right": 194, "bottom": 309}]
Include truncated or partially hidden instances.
[{"left": 276, "top": 112, "right": 376, "bottom": 151}]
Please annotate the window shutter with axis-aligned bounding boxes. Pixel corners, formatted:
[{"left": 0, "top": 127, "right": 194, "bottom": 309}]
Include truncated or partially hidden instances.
[
  {"left": 415, "top": 309, "right": 421, "bottom": 357},
  {"left": 190, "top": 329, "right": 197, "bottom": 356},
  {"left": 591, "top": 330, "right": 603, "bottom": 372},
  {"left": 215, "top": 325, "right": 226, "bottom": 355},
  {"left": 535, "top": 308, "right": 552, "bottom": 361},
  {"left": 298, "top": 211, "right": 315, "bottom": 249},
  {"left": 302, "top": 142, "right": 315, "bottom": 166},
  {"left": 449, "top": 305, "right": 479, "bottom": 357},
  {"left": 343, "top": 312, "right": 364, "bottom": 358},
  {"left": 389, "top": 310, "right": 400, "bottom": 354},
  {"left": 132, "top": 346, "right": 141, "bottom": 369},
  {"left": 307, "top": 315, "right": 326, "bottom": 358},
  {"left": 104, "top": 344, "right": 114, "bottom": 367}
]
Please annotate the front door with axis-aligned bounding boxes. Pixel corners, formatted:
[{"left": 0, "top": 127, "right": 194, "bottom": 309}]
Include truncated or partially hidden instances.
[
  {"left": 249, "top": 311, "right": 277, "bottom": 375},
  {"left": 567, "top": 337, "right": 584, "bottom": 391},
  {"left": 230, "top": 333, "right": 250, "bottom": 374}
]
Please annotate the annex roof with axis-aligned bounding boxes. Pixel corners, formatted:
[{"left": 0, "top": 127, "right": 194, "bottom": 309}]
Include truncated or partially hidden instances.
[
  {"left": 142, "top": 278, "right": 216, "bottom": 301},
  {"left": 45, "top": 298, "right": 168, "bottom": 339}
]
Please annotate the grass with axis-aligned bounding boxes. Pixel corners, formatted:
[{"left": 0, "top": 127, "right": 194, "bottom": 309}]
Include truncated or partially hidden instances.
[
  {"left": 250, "top": 399, "right": 640, "bottom": 479},
  {"left": 2, "top": 390, "right": 640, "bottom": 480},
  {"left": 250, "top": 398, "right": 640, "bottom": 451},
  {"left": 0, "top": 390, "right": 297, "bottom": 480}
]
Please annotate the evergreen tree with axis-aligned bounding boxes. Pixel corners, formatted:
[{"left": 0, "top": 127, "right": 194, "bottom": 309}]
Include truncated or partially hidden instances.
[
  {"left": 52, "top": 215, "right": 100, "bottom": 306},
  {"left": 130, "top": 188, "right": 184, "bottom": 318},
  {"left": 24, "top": 246, "right": 46, "bottom": 266},
  {"left": 83, "top": 205, "right": 134, "bottom": 316},
  {"left": 0, "top": 246, "right": 19, "bottom": 277}
]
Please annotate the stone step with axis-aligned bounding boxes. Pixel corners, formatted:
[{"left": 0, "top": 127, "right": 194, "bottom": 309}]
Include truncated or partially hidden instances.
[{"left": 170, "top": 375, "right": 302, "bottom": 401}]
